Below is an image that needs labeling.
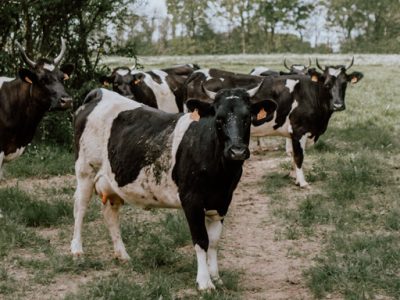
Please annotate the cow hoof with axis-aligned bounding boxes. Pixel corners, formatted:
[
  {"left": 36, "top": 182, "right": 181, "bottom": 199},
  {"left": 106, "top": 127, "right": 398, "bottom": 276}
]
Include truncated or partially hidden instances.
[
  {"left": 197, "top": 279, "right": 215, "bottom": 291},
  {"left": 212, "top": 276, "right": 223, "bottom": 286},
  {"left": 71, "top": 240, "right": 83, "bottom": 257},
  {"left": 114, "top": 252, "right": 131, "bottom": 261},
  {"left": 299, "top": 182, "right": 310, "bottom": 189}
]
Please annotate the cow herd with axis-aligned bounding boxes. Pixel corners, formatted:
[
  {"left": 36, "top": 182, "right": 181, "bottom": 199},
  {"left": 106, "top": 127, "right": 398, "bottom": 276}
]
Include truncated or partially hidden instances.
[{"left": 0, "top": 39, "right": 363, "bottom": 291}]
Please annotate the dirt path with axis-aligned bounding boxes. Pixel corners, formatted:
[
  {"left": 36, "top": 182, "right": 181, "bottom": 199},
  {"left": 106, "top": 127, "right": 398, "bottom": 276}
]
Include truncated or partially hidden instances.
[{"left": 220, "top": 152, "right": 320, "bottom": 300}]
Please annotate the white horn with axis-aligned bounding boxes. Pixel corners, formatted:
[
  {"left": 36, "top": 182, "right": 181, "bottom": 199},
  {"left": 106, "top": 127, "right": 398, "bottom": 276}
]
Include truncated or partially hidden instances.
[
  {"left": 15, "top": 41, "right": 37, "bottom": 68},
  {"left": 53, "top": 37, "right": 66, "bottom": 65},
  {"left": 247, "top": 81, "right": 263, "bottom": 97},
  {"left": 202, "top": 83, "right": 217, "bottom": 100}
]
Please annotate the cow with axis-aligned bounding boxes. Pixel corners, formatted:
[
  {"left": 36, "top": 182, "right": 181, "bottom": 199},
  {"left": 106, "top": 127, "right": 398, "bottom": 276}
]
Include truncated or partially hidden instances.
[
  {"left": 185, "top": 61, "right": 363, "bottom": 188},
  {"left": 100, "top": 64, "right": 200, "bottom": 112},
  {"left": 250, "top": 58, "right": 312, "bottom": 77},
  {"left": 0, "top": 38, "right": 74, "bottom": 179},
  {"left": 70, "top": 86, "right": 277, "bottom": 290}
]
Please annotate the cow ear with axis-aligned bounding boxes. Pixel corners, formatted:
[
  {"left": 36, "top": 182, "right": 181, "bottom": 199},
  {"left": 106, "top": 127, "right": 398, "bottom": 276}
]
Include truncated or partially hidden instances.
[
  {"left": 132, "top": 73, "right": 145, "bottom": 85},
  {"left": 347, "top": 71, "right": 363, "bottom": 84},
  {"left": 186, "top": 99, "right": 215, "bottom": 117},
  {"left": 100, "top": 75, "right": 112, "bottom": 86},
  {"left": 251, "top": 99, "right": 277, "bottom": 126},
  {"left": 60, "top": 64, "right": 74, "bottom": 80},
  {"left": 308, "top": 68, "right": 322, "bottom": 82},
  {"left": 18, "top": 68, "right": 37, "bottom": 84}
]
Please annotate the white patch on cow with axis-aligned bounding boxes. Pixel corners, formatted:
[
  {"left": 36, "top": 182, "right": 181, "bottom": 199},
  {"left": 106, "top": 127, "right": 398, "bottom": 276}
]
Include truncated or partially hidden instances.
[
  {"left": 226, "top": 95, "right": 239, "bottom": 100},
  {"left": 144, "top": 69, "right": 179, "bottom": 113},
  {"left": 328, "top": 67, "right": 341, "bottom": 77},
  {"left": 194, "top": 69, "right": 212, "bottom": 80},
  {"left": 285, "top": 79, "right": 299, "bottom": 93},
  {"left": 43, "top": 63, "right": 55, "bottom": 71},
  {"left": 295, "top": 167, "right": 308, "bottom": 188},
  {"left": 250, "top": 66, "right": 269, "bottom": 76},
  {"left": 293, "top": 65, "right": 305, "bottom": 71},
  {"left": 251, "top": 100, "right": 298, "bottom": 137},
  {"left": 206, "top": 219, "right": 223, "bottom": 281},
  {"left": 195, "top": 244, "right": 215, "bottom": 290},
  {"left": 0, "top": 77, "right": 14, "bottom": 88},
  {"left": 4, "top": 147, "right": 25, "bottom": 162},
  {"left": 116, "top": 69, "right": 129, "bottom": 76},
  {"left": 220, "top": 77, "right": 225, "bottom": 81}
]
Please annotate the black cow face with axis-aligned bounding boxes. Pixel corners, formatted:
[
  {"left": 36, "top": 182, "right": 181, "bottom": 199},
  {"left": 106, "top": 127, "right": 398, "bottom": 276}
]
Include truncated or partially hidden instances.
[
  {"left": 314, "top": 58, "right": 363, "bottom": 111},
  {"left": 187, "top": 87, "right": 277, "bottom": 161},
  {"left": 16, "top": 39, "right": 74, "bottom": 111},
  {"left": 100, "top": 67, "right": 135, "bottom": 99}
]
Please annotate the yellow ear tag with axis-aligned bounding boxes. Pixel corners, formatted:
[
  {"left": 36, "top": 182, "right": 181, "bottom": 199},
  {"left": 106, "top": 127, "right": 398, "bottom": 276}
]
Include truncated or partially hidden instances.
[
  {"left": 134, "top": 79, "right": 141, "bottom": 85},
  {"left": 257, "top": 107, "right": 267, "bottom": 120},
  {"left": 24, "top": 77, "right": 32, "bottom": 84},
  {"left": 351, "top": 77, "right": 358, "bottom": 84},
  {"left": 190, "top": 109, "right": 200, "bottom": 121},
  {"left": 311, "top": 75, "right": 318, "bottom": 82},
  {"left": 64, "top": 73, "right": 69, "bottom": 81},
  {"left": 103, "top": 81, "right": 109, "bottom": 87}
]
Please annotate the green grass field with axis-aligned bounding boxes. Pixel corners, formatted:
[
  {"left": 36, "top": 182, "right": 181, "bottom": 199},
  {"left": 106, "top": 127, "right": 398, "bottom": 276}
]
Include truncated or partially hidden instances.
[{"left": 0, "top": 56, "right": 399, "bottom": 299}]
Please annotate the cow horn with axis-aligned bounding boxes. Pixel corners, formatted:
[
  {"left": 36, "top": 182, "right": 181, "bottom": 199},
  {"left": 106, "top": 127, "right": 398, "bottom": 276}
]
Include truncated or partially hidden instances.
[
  {"left": 131, "top": 60, "right": 137, "bottom": 70},
  {"left": 346, "top": 56, "right": 354, "bottom": 70},
  {"left": 283, "top": 58, "right": 290, "bottom": 70},
  {"left": 53, "top": 38, "right": 66, "bottom": 66},
  {"left": 202, "top": 83, "right": 217, "bottom": 100},
  {"left": 307, "top": 57, "right": 312, "bottom": 68},
  {"left": 247, "top": 81, "right": 263, "bottom": 97},
  {"left": 316, "top": 58, "right": 324, "bottom": 71},
  {"left": 15, "top": 41, "right": 37, "bottom": 68}
]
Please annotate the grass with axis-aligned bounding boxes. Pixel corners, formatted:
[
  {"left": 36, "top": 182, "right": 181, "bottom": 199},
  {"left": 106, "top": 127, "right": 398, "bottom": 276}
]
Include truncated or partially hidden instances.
[{"left": 260, "top": 63, "right": 400, "bottom": 298}]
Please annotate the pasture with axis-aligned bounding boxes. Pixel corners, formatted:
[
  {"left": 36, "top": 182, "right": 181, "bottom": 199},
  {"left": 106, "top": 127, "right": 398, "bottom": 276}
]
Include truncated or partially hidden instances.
[{"left": 0, "top": 54, "right": 399, "bottom": 299}]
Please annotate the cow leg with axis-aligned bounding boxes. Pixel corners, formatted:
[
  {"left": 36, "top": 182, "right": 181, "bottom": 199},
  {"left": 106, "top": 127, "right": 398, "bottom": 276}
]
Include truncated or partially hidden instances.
[
  {"left": 291, "top": 136, "right": 309, "bottom": 188},
  {"left": 182, "top": 201, "right": 215, "bottom": 291},
  {"left": 0, "top": 152, "right": 4, "bottom": 180},
  {"left": 71, "top": 175, "right": 94, "bottom": 256},
  {"left": 285, "top": 138, "right": 293, "bottom": 157},
  {"left": 102, "top": 200, "right": 130, "bottom": 261},
  {"left": 206, "top": 218, "right": 223, "bottom": 285}
]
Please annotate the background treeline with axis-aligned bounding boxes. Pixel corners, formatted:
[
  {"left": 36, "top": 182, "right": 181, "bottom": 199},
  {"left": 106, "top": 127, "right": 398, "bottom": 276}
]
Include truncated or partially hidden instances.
[{"left": 1, "top": 0, "right": 400, "bottom": 146}]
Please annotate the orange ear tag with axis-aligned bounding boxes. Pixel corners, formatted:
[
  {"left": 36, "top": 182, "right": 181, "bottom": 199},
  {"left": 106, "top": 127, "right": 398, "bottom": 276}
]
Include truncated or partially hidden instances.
[
  {"left": 190, "top": 109, "right": 200, "bottom": 121},
  {"left": 257, "top": 107, "right": 267, "bottom": 120},
  {"left": 64, "top": 73, "right": 70, "bottom": 81},
  {"left": 24, "top": 77, "right": 33, "bottom": 84},
  {"left": 351, "top": 77, "right": 358, "bottom": 84},
  {"left": 311, "top": 75, "right": 318, "bottom": 82},
  {"left": 134, "top": 80, "right": 141, "bottom": 85}
]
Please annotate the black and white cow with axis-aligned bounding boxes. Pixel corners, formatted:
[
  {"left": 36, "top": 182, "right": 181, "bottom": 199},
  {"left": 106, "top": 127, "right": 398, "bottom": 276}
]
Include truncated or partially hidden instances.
[
  {"left": 0, "top": 39, "right": 74, "bottom": 178},
  {"left": 100, "top": 64, "right": 200, "bottom": 112},
  {"left": 185, "top": 62, "right": 363, "bottom": 187},
  {"left": 250, "top": 58, "right": 312, "bottom": 77},
  {"left": 71, "top": 86, "right": 277, "bottom": 290}
]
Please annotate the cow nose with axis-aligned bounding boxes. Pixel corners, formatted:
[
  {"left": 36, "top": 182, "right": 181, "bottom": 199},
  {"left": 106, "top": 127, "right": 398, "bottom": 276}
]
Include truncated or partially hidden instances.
[
  {"left": 60, "top": 96, "right": 73, "bottom": 108},
  {"left": 333, "top": 103, "right": 345, "bottom": 111},
  {"left": 228, "top": 146, "right": 250, "bottom": 160}
]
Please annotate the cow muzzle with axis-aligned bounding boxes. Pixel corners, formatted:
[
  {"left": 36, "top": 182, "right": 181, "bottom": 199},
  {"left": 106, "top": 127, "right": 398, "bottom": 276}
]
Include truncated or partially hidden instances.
[
  {"left": 227, "top": 145, "right": 250, "bottom": 161},
  {"left": 332, "top": 103, "right": 345, "bottom": 111},
  {"left": 60, "top": 96, "right": 73, "bottom": 109}
]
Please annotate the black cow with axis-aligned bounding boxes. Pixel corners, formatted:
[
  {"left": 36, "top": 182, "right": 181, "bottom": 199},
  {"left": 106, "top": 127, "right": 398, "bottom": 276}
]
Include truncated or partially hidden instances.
[
  {"left": 250, "top": 58, "right": 313, "bottom": 77},
  {"left": 185, "top": 62, "right": 363, "bottom": 187},
  {"left": 0, "top": 39, "right": 74, "bottom": 178},
  {"left": 71, "top": 86, "right": 277, "bottom": 290},
  {"left": 100, "top": 64, "right": 200, "bottom": 112}
]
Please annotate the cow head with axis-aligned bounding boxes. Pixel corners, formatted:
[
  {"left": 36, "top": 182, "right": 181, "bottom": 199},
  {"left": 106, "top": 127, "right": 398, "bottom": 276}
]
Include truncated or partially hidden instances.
[
  {"left": 283, "top": 58, "right": 312, "bottom": 75},
  {"left": 100, "top": 67, "right": 135, "bottom": 99},
  {"left": 315, "top": 57, "right": 363, "bottom": 111},
  {"left": 186, "top": 84, "right": 277, "bottom": 161},
  {"left": 16, "top": 38, "right": 74, "bottom": 111}
]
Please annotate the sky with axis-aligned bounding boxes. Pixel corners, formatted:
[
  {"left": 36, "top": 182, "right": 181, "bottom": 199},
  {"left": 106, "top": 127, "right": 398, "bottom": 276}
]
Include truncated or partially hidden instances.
[{"left": 134, "top": 0, "right": 341, "bottom": 51}]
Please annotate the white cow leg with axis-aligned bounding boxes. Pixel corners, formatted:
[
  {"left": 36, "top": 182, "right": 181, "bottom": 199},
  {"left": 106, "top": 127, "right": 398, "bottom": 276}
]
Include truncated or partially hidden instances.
[
  {"left": 102, "top": 201, "right": 130, "bottom": 261},
  {"left": 206, "top": 218, "right": 223, "bottom": 285},
  {"left": 292, "top": 136, "right": 309, "bottom": 188},
  {"left": 70, "top": 176, "right": 94, "bottom": 256},
  {"left": 195, "top": 244, "right": 215, "bottom": 290}
]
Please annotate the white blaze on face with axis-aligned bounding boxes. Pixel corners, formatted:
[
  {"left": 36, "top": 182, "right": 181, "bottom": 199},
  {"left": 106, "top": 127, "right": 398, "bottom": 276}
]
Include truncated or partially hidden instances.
[
  {"left": 43, "top": 63, "right": 55, "bottom": 71},
  {"left": 195, "top": 69, "right": 212, "bottom": 80},
  {"left": 328, "top": 68, "right": 341, "bottom": 77},
  {"left": 285, "top": 79, "right": 299, "bottom": 93},
  {"left": 293, "top": 65, "right": 305, "bottom": 71},
  {"left": 116, "top": 69, "right": 129, "bottom": 76},
  {"left": 4, "top": 147, "right": 25, "bottom": 162},
  {"left": 0, "top": 77, "right": 14, "bottom": 88}
]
